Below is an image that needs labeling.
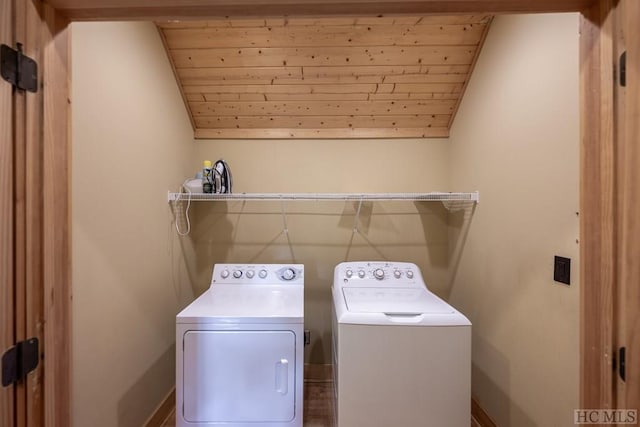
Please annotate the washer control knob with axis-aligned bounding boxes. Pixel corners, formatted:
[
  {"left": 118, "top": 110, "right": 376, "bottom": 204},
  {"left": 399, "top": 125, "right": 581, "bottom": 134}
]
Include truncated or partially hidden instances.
[
  {"left": 221, "top": 269, "right": 230, "bottom": 279},
  {"left": 346, "top": 269, "right": 353, "bottom": 278},
  {"left": 406, "top": 270, "right": 414, "bottom": 279},
  {"left": 358, "top": 270, "right": 366, "bottom": 278},
  {"left": 259, "top": 269, "right": 268, "bottom": 279},
  {"left": 233, "top": 270, "right": 243, "bottom": 279},
  {"left": 282, "top": 268, "right": 296, "bottom": 281},
  {"left": 394, "top": 270, "right": 402, "bottom": 278},
  {"left": 246, "top": 270, "right": 255, "bottom": 279},
  {"left": 374, "top": 268, "right": 385, "bottom": 280}
]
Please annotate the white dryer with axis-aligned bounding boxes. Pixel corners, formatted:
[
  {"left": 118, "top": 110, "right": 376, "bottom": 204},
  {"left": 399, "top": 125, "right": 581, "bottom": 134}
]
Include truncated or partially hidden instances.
[
  {"left": 176, "top": 264, "right": 304, "bottom": 427},
  {"left": 332, "top": 261, "right": 471, "bottom": 427}
]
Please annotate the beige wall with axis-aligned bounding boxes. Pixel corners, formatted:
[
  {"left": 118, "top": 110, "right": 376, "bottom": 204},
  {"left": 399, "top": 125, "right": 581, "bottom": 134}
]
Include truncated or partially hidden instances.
[
  {"left": 448, "top": 13, "right": 580, "bottom": 426},
  {"left": 189, "top": 139, "right": 452, "bottom": 363},
  {"left": 71, "top": 22, "right": 196, "bottom": 427}
]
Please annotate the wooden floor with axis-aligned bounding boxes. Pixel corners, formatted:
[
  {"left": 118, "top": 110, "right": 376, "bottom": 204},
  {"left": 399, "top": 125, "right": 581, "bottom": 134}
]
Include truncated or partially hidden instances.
[
  {"left": 161, "top": 380, "right": 335, "bottom": 427},
  {"left": 301, "top": 381, "right": 335, "bottom": 427},
  {"left": 161, "top": 380, "right": 480, "bottom": 426}
]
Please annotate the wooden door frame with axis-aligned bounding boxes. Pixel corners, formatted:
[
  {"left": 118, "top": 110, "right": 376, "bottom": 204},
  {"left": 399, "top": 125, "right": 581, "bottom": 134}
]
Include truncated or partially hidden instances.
[
  {"left": 41, "top": 4, "right": 72, "bottom": 426},
  {"left": 26, "top": 0, "right": 627, "bottom": 425}
]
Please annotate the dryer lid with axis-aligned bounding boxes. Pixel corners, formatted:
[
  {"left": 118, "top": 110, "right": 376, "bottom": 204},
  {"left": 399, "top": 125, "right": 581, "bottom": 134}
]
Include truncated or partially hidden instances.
[{"left": 342, "top": 287, "right": 454, "bottom": 314}]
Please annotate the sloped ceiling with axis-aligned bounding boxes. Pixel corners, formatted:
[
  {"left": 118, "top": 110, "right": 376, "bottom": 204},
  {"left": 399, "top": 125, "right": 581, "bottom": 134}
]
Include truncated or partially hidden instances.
[{"left": 158, "top": 15, "right": 491, "bottom": 139}]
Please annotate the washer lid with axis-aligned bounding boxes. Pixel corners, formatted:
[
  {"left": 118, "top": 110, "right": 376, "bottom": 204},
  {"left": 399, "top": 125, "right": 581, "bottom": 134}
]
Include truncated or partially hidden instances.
[
  {"left": 177, "top": 285, "right": 304, "bottom": 324},
  {"left": 343, "top": 287, "right": 454, "bottom": 314}
]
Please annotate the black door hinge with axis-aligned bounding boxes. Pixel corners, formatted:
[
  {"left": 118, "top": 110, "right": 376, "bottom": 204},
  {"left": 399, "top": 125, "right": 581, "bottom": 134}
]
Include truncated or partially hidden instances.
[
  {"left": 1, "top": 338, "right": 39, "bottom": 387},
  {"left": 1, "top": 43, "right": 38, "bottom": 92},
  {"left": 620, "top": 51, "right": 626, "bottom": 87},
  {"left": 619, "top": 347, "right": 626, "bottom": 382}
]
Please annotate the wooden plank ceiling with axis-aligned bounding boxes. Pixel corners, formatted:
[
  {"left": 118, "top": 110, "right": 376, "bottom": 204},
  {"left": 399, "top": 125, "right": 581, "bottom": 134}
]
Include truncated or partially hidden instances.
[{"left": 158, "top": 15, "right": 492, "bottom": 139}]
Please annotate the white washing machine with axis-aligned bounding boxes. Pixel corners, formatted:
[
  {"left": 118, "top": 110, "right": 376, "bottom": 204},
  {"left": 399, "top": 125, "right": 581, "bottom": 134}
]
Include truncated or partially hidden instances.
[
  {"left": 176, "top": 263, "right": 304, "bottom": 427},
  {"left": 332, "top": 261, "right": 471, "bottom": 427}
]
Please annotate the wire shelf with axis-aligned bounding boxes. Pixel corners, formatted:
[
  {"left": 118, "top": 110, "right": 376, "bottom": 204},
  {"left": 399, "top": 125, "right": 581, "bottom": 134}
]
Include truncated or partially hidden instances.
[{"left": 167, "top": 191, "right": 479, "bottom": 203}]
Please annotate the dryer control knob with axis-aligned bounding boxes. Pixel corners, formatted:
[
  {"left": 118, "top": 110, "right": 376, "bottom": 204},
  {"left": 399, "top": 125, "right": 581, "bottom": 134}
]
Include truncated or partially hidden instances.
[
  {"left": 394, "top": 270, "right": 402, "bottom": 278},
  {"left": 374, "top": 268, "right": 385, "bottom": 280},
  {"left": 406, "top": 270, "right": 414, "bottom": 279},
  {"left": 233, "top": 270, "right": 243, "bottom": 279},
  {"left": 246, "top": 270, "right": 255, "bottom": 279},
  {"left": 282, "top": 268, "right": 296, "bottom": 281},
  {"left": 358, "top": 270, "right": 366, "bottom": 278},
  {"left": 259, "top": 269, "right": 268, "bottom": 279},
  {"left": 346, "top": 269, "right": 353, "bottom": 278},
  {"left": 221, "top": 269, "right": 230, "bottom": 279}
]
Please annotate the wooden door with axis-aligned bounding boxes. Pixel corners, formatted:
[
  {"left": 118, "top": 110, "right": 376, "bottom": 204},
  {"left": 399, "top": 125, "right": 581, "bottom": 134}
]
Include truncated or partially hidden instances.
[
  {"left": 3, "top": 2, "right": 73, "bottom": 425},
  {"left": 2, "top": 1, "right": 46, "bottom": 426},
  {"left": 614, "top": 0, "right": 627, "bottom": 410},
  {"left": 580, "top": 0, "right": 640, "bottom": 415},
  {"left": 1, "top": 0, "right": 16, "bottom": 425},
  {"left": 15, "top": 1, "right": 45, "bottom": 426}
]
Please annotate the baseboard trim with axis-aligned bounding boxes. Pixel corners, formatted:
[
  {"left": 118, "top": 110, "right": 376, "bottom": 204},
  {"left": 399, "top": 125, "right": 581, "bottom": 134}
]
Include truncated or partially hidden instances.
[
  {"left": 144, "top": 387, "right": 176, "bottom": 427},
  {"left": 472, "top": 398, "right": 498, "bottom": 427}
]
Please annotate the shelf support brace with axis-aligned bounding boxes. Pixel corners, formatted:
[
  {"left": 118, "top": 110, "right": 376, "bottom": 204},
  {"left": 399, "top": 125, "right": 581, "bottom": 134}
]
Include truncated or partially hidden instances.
[
  {"left": 280, "top": 197, "right": 289, "bottom": 236},
  {"left": 280, "top": 197, "right": 296, "bottom": 262},
  {"left": 353, "top": 198, "right": 363, "bottom": 234},
  {"left": 344, "top": 198, "right": 364, "bottom": 261}
]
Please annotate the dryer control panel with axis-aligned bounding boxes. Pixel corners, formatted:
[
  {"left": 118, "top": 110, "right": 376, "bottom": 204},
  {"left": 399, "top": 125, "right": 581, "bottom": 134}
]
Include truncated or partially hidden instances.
[
  {"left": 335, "top": 261, "right": 423, "bottom": 288},
  {"left": 211, "top": 263, "right": 304, "bottom": 286}
]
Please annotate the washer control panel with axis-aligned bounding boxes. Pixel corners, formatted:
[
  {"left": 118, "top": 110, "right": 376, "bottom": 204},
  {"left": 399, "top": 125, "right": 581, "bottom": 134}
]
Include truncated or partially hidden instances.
[
  {"left": 336, "top": 261, "right": 421, "bottom": 287},
  {"left": 211, "top": 263, "right": 304, "bottom": 286}
]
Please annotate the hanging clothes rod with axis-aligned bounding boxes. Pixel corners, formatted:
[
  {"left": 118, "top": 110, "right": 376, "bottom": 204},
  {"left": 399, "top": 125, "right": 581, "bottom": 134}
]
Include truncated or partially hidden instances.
[{"left": 167, "top": 191, "right": 479, "bottom": 203}]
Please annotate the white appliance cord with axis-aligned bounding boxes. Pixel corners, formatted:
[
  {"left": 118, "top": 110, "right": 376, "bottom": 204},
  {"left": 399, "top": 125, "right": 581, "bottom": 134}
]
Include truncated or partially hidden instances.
[{"left": 175, "top": 178, "right": 192, "bottom": 236}]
